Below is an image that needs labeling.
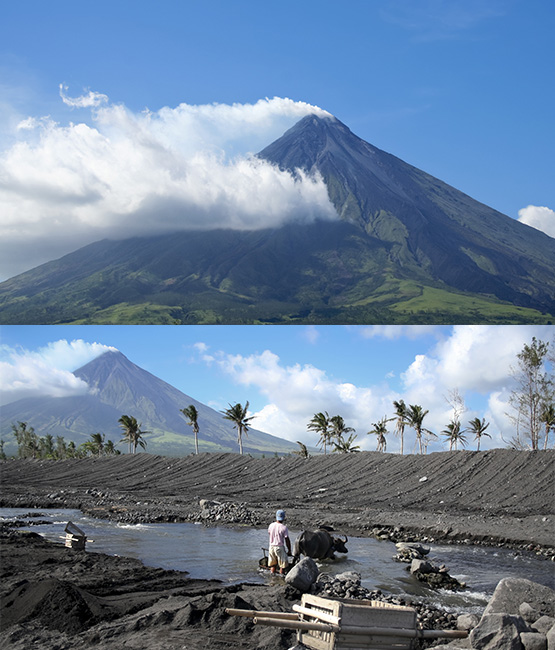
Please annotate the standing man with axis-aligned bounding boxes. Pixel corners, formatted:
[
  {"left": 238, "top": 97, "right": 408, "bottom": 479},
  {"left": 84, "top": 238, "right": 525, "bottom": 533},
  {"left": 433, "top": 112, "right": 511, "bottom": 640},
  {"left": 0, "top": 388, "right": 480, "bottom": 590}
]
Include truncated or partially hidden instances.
[{"left": 268, "top": 509, "right": 292, "bottom": 575}]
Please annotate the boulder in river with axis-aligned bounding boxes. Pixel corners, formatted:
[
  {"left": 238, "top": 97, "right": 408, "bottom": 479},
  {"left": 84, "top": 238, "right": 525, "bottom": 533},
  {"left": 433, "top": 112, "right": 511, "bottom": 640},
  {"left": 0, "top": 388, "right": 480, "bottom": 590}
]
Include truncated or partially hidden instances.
[
  {"left": 468, "top": 578, "right": 555, "bottom": 650},
  {"left": 483, "top": 578, "right": 555, "bottom": 619},
  {"left": 285, "top": 557, "right": 318, "bottom": 592},
  {"left": 470, "top": 612, "right": 529, "bottom": 650}
]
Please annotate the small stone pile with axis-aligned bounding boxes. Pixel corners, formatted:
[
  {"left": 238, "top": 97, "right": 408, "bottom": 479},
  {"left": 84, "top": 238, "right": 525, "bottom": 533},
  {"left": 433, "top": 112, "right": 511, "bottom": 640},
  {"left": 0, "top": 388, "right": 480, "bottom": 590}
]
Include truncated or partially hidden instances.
[
  {"left": 394, "top": 541, "right": 466, "bottom": 591},
  {"left": 394, "top": 541, "right": 431, "bottom": 562},
  {"left": 309, "top": 570, "right": 458, "bottom": 638},
  {"left": 197, "top": 499, "right": 261, "bottom": 526}
]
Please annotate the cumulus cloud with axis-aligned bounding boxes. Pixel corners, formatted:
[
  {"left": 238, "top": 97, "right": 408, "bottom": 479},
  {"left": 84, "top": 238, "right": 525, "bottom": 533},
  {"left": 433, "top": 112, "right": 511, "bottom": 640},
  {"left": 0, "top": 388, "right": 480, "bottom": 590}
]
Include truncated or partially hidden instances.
[
  {"left": 399, "top": 325, "right": 554, "bottom": 440},
  {"left": 517, "top": 205, "right": 555, "bottom": 239},
  {"left": 0, "top": 93, "right": 336, "bottom": 280},
  {"left": 192, "top": 344, "right": 396, "bottom": 449},
  {"left": 193, "top": 325, "right": 551, "bottom": 452},
  {"left": 0, "top": 339, "right": 116, "bottom": 405}
]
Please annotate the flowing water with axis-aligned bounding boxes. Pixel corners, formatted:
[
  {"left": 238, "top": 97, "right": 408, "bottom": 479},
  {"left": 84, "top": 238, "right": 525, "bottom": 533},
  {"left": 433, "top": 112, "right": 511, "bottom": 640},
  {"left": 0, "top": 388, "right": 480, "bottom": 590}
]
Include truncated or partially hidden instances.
[{"left": 2, "top": 508, "right": 553, "bottom": 614}]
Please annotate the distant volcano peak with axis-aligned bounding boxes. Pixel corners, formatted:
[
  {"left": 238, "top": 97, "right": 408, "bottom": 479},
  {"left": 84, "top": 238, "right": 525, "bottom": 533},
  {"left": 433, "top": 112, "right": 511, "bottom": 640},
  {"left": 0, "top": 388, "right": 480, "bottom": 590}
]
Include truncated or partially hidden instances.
[{"left": 259, "top": 113, "right": 366, "bottom": 174}]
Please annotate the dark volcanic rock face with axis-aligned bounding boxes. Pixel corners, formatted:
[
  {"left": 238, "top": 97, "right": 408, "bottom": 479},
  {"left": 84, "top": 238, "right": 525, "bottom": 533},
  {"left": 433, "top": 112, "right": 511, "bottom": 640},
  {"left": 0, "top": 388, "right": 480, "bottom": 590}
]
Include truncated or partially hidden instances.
[{"left": 260, "top": 115, "right": 555, "bottom": 310}]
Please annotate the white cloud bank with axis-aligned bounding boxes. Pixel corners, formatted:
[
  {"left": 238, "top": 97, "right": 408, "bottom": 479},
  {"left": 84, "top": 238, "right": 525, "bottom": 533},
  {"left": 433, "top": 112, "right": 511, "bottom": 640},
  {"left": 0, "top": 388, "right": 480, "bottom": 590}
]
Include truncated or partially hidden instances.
[
  {"left": 0, "top": 339, "right": 116, "bottom": 405},
  {"left": 0, "top": 92, "right": 336, "bottom": 280},
  {"left": 517, "top": 205, "right": 555, "bottom": 239}
]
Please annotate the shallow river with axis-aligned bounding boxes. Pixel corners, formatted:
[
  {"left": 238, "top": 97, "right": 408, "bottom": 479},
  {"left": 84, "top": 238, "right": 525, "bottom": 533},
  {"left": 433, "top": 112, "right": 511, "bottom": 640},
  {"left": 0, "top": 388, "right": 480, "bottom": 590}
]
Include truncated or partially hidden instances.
[{"left": 2, "top": 508, "right": 553, "bottom": 614}]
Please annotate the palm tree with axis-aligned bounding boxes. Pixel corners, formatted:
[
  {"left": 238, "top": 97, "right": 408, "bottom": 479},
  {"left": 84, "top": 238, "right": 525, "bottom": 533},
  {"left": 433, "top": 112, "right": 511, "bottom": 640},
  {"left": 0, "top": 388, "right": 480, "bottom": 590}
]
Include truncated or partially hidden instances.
[
  {"left": 407, "top": 404, "right": 432, "bottom": 454},
  {"left": 104, "top": 439, "right": 119, "bottom": 455},
  {"left": 39, "top": 433, "right": 55, "bottom": 459},
  {"left": 118, "top": 415, "right": 149, "bottom": 454},
  {"left": 181, "top": 404, "right": 200, "bottom": 454},
  {"left": 82, "top": 432, "right": 105, "bottom": 456},
  {"left": 293, "top": 441, "right": 310, "bottom": 458},
  {"left": 467, "top": 417, "right": 491, "bottom": 451},
  {"left": 307, "top": 411, "right": 332, "bottom": 455},
  {"left": 55, "top": 435, "right": 67, "bottom": 459},
  {"left": 540, "top": 402, "right": 555, "bottom": 449},
  {"left": 221, "top": 402, "right": 254, "bottom": 455},
  {"left": 329, "top": 415, "right": 355, "bottom": 447},
  {"left": 368, "top": 417, "right": 389, "bottom": 452},
  {"left": 392, "top": 399, "right": 409, "bottom": 455},
  {"left": 12, "top": 421, "right": 39, "bottom": 459},
  {"left": 333, "top": 433, "right": 360, "bottom": 453},
  {"left": 442, "top": 420, "right": 467, "bottom": 451}
]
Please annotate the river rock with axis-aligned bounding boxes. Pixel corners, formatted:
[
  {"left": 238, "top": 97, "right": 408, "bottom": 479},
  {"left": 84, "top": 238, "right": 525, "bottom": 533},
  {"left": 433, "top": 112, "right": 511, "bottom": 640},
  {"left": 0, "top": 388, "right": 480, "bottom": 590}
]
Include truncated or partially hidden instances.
[
  {"left": 395, "top": 542, "right": 431, "bottom": 563},
  {"left": 484, "top": 578, "right": 555, "bottom": 619},
  {"left": 520, "top": 631, "right": 547, "bottom": 650},
  {"left": 396, "top": 542, "right": 430, "bottom": 556},
  {"left": 470, "top": 613, "right": 528, "bottom": 650},
  {"left": 196, "top": 500, "right": 261, "bottom": 526},
  {"left": 285, "top": 557, "right": 318, "bottom": 592},
  {"left": 199, "top": 499, "right": 220, "bottom": 509},
  {"left": 521, "top": 602, "right": 542, "bottom": 623},
  {"left": 411, "top": 558, "right": 434, "bottom": 574},
  {"left": 312, "top": 571, "right": 368, "bottom": 600},
  {"left": 457, "top": 613, "right": 480, "bottom": 631},
  {"left": 532, "top": 617, "right": 555, "bottom": 635},
  {"left": 409, "top": 556, "right": 466, "bottom": 591}
]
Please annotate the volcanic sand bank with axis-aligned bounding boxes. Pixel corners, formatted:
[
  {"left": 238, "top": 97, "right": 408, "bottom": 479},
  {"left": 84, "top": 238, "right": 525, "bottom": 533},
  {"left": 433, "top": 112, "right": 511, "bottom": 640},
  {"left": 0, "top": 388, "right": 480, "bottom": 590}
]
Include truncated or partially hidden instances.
[{"left": 1, "top": 449, "right": 554, "bottom": 548}]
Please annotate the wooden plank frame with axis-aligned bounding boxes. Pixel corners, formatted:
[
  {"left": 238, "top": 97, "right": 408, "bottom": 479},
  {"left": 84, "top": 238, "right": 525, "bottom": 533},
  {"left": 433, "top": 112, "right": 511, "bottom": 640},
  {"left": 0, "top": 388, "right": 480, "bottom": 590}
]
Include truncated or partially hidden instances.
[{"left": 297, "top": 595, "right": 417, "bottom": 650}]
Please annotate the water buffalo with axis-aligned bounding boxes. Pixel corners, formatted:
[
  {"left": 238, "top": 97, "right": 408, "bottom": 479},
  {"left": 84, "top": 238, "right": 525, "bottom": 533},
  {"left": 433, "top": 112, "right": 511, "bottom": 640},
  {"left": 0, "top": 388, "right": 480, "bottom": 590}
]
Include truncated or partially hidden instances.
[{"left": 292, "top": 528, "right": 348, "bottom": 564}]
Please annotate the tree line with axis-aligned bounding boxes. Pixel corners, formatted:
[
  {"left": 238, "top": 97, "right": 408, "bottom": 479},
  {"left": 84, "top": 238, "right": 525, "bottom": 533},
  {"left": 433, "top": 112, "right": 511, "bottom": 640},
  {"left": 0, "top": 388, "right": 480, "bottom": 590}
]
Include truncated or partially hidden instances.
[
  {"left": 2, "top": 402, "right": 254, "bottom": 460},
  {"left": 302, "top": 336, "right": 554, "bottom": 455},
  {"left": 3, "top": 414, "right": 153, "bottom": 460}
]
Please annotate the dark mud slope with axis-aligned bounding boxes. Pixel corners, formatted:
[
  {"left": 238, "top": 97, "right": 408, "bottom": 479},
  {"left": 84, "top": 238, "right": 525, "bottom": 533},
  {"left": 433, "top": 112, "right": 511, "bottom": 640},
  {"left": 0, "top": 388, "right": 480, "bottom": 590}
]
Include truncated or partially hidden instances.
[
  {"left": 0, "top": 530, "right": 296, "bottom": 650},
  {"left": 1, "top": 449, "right": 554, "bottom": 547}
]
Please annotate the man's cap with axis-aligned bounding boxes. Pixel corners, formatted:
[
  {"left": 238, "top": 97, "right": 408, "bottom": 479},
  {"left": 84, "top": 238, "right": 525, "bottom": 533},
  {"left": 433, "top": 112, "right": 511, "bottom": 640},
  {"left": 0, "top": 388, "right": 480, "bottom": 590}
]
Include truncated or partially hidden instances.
[{"left": 276, "top": 509, "right": 285, "bottom": 521}]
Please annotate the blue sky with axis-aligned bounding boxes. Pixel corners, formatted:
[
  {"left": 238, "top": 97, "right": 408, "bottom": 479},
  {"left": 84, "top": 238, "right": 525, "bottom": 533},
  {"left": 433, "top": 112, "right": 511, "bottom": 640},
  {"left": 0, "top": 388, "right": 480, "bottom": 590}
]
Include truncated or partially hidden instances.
[
  {"left": 0, "top": 0, "right": 554, "bottom": 279},
  {"left": 1, "top": 325, "right": 553, "bottom": 452},
  {"left": 1, "top": 4, "right": 554, "bottom": 452}
]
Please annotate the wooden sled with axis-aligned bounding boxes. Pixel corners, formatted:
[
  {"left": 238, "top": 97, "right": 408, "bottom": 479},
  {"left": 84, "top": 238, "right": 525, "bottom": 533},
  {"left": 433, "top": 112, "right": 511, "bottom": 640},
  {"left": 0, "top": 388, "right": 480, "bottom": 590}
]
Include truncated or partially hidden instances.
[{"left": 227, "top": 593, "right": 468, "bottom": 649}]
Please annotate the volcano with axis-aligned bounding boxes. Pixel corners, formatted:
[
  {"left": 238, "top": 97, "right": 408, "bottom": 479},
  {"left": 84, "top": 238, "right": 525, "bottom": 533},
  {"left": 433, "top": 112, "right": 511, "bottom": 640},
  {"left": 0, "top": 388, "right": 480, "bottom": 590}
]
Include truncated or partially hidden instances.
[
  {"left": 0, "top": 114, "right": 553, "bottom": 324},
  {"left": 0, "top": 350, "right": 297, "bottom": 456}
]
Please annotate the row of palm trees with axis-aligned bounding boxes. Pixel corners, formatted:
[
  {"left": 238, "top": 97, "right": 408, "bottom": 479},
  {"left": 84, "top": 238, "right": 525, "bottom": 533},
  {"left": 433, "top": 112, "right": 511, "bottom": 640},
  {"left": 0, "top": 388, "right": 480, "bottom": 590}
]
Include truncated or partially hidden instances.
[
  {"left": 392, "top": 399, "right": 493, "bottom": 453},
  {"left": 11, "top": 389, "right": 550, "bottom": 459},
  {"left": 6, "top": 422, "right": 121, "bottom": 460},
  {"left": 5, "top": 402, "right": 253, "bottom": 460},
  {"left": 307, "top": 412, "right": 360, "bottom": 454},
  {"left": 305, "top": 401, "right": 494, "bottom": 455}
]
